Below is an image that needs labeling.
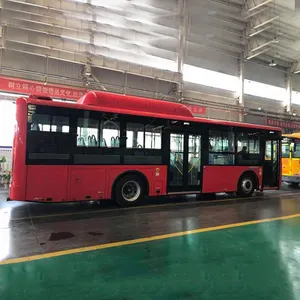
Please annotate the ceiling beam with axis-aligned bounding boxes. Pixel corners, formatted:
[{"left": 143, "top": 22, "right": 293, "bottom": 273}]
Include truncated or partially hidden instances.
[{"left": 248, "top": 0, "right": 273, "bottom": 12}]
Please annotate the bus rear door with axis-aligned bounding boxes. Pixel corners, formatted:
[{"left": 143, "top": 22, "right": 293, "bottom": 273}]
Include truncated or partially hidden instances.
[{"left": 263, "top": 139, "right": 281, "bottom": 189}]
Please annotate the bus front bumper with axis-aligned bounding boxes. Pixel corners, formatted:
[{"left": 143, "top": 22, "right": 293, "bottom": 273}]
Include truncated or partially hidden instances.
[{"left": 282, "top": 175, "right": 300, "bottom": 183}]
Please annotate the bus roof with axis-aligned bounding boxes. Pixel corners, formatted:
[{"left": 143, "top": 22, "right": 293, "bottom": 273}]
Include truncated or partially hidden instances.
[
  {"left": 283, "top": 133, "right": 300, "bottom": 139},
  {"left": 23, "top": 91, "right": 281, "bottom": 132}
]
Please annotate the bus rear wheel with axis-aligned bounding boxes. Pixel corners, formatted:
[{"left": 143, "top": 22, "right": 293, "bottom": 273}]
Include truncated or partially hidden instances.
[
  {"left": 237, "top": 175, "right": 255, "bottom": 198},
  {"left": 291, "top": 182, "right": 299, "bottom": 188},
  {"left": 114, "top": 174, "right": 145, "bottom": 207}
]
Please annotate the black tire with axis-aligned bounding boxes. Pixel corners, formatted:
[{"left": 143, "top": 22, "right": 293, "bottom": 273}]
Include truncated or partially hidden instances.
[
  {"left": 291, "top": 182, "right": 299, "bottom": 188},
  {"left": 113, "top": 174, "right": 145, "bottom": 207},
  {"left": 237, "top": 174, "right": 255, "bottom": 198}
]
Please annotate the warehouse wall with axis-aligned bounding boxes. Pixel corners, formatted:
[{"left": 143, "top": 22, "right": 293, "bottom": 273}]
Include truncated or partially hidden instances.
[
  {"left": 1, "top": 50, "right": 176, "bottom": 100},
  {"left": 186, "top": 48, "right": 238, "bottom": 76},
  {"left": 292, "top": 76, "right": 300, "bottom": 93},
  {"left": 182, "top": 50, "right": 288, "bottom": 121},
  {"left": 2, "top": 0, "right": 299, "bottom": 126},
  {"left": 244, "top": 62, "right": 286, "bottom": 88},
  {"left": 0, "top": 46, "right": 292, "bottom": 123},
  {"left": 1, "top": 46, "right": 299, "bottom": 149}
]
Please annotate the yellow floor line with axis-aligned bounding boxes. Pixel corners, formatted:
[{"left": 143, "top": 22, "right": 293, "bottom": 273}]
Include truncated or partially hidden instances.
[
  {"left": 10, "top": 191, "right": 299, "bottom": 222},
  {"left": 1, "top": 213, "right": 300, "bottom": 266}
]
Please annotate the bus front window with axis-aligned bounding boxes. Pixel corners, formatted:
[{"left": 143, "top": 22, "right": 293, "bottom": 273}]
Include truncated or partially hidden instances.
[
  {"left": 293, "top": 143, "right": 300, "bottom": 158},
  {"left": 281, "top": 143, "right": 291, "bottom": 158}
]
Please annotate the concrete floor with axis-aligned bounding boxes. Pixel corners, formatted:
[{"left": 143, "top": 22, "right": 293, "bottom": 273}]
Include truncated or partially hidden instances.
[{"left": 0, "top": 186, "right": 300, "bottom": 299}]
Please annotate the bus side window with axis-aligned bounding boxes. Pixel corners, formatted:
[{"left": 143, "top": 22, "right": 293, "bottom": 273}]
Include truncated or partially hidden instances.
[
  {"left": 126, "top": 123, "right": 144, "bottom": 148},
  {"left": 51, "top": 116, "right": 69, "bottom": 133},
  {"left": 29, "top": 114, "right": 50, "bottom": 132},
  {"left": 77, "top": 118, "right": 99, "bottom": 147},
  {"left": 208, "top": 129, "right": 234, "bottom": 165},
  {"left": 100, "top": 120, "right": 120, "bottom": 148},
  {"left": 126, "top": 123, "right": 162, "bottom": 149},
  {"left": 145, "top": 125, "right": 162, "bottom": 149},
  {"left": 236, "top": 133, "right": 260, "bottom": 165}
]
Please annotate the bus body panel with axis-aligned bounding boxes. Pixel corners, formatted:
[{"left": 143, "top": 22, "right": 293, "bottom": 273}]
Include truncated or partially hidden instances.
[
  {"left": 26, "top": 166, "right": 68, "bottom": 202},
  {"left": 292, "top": 159, "right": 300, "bottom": 177},
  {"left": 281, "top": 135, "right": 300, "bottom": 183},
  {"left": 68, "top": 167, "right": 107, "bottom": 201},
  {"left": 282, "top": 158, "right": 300, "bottom": 183},
  {"left": 282, "top": 158, "right": 290, "bottom": 176},
  {"left": 9, "top": 92, "right": 282, "bottom": 203},
  {"left": 10, "top": 98, "right": 27, "bottom": 201},
  {"left": 105, "top": 165, "right": 167, "bottom": 199},
  {"left": 202, "top": 166, "right": 262, "bottom": 193},
  {"left": 25, "top": 165, "right": 167, "bottom": 202}
]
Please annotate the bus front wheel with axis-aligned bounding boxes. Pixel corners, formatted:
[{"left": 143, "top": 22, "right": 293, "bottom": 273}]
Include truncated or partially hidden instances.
[
  {"left": 237, "top": 174, "right": 255, "bottom": 198},
  {"left": 114, "top": 174, "right": 145, "bottom": 207}
]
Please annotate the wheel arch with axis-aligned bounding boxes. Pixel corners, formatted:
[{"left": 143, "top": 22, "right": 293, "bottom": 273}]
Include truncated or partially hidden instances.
[{"left": 111, "top": 170, "right": 149, "bottom": 199}]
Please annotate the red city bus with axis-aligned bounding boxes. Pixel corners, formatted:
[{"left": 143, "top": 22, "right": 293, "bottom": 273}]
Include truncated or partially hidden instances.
[{"left": 9, "top": 91, "right": 282, "bottom": 206}]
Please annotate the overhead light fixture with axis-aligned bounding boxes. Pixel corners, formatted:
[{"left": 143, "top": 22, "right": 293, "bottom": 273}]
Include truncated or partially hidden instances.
[{"left": 269, "top": 60, "right": 277, "bottom": 67}]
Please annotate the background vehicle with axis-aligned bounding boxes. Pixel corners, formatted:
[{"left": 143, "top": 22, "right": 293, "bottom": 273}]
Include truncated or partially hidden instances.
[
  {"left": 10, "top": 91, "right": 282, "bottom": 206},
  {"left": 282, "top": 133, "right": 300, "bottom": 187}
]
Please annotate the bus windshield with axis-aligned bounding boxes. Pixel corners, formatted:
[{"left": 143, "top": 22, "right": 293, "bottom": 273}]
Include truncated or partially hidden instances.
[
  {"left": 281, "top": 143, "right": 290, "bottom": 158},
  {"left": 293, "top": 143, "right": 300, "bottom": 158}
]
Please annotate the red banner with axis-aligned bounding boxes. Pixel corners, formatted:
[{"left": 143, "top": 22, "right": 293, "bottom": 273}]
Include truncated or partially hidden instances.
[
  {"left": 0, "top": 76, "right": 86, "bottom": 100},
  {"left": 267, "top": 119, "right": 300, "bottom": 129},
  {"left": 185, "top": 104, "right": 206, "bottom": 115}
]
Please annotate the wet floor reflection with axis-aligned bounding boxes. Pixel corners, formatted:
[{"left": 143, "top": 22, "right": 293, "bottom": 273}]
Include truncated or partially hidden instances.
[
  {"left": 1, "top": 186, "right": 300, "bottom": 261},
  {"left": 0, "top": 208, "right": 11, "bottom": 261},
  {"left": 1, "top": 216, "right": 300, "bottom": 300}
]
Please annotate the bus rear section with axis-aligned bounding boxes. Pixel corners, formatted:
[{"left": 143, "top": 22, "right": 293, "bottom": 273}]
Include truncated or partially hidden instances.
[
  {"left": 282, "top": 133, "right": 300, "bottom": 187},
  {"left": 9, "top": 91, "right": 282, "bottom": 206}
]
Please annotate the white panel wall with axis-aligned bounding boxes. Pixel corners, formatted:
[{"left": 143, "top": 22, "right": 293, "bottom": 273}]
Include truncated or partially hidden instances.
[
  {"left": 93, "top": 68, "right": 175, "bottom": 98},
  {"left": 2, "top": 51, "right": 47, "bottom": 74},
  {"left": 244, "top": 95, "right": 284, "bottom": 113},
  {"left": 1, "top": 50, "right": 174, "bottom": 100},
  {"left": 186, "top": 48, "right": 238, "bottom": 76},
  {"left": 1, "top": 27, "right": 295, "bottom": 125},
  {"left": 292, "top": 75, "right": 300, "bottom": 92},
  {"left": 244, "top": 62, "right": 286, "bottom": 88}
]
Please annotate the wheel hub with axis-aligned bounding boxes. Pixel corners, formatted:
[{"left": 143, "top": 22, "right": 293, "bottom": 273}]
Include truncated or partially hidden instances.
[
  {"left": 241, "top": 178, "right": 253, "bottom": 194},
  {"left": 121, "top": 180, "right": 141, "bottom": 202}
]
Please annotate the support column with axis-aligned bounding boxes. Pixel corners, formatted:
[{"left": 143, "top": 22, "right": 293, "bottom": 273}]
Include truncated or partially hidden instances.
[
  {"left": 0, "top": 0, "right": 4, "bottom": 73},
  {"left": 176, "top": 0, "right": 187, "bottom": 102},
  {"left": 237, "top": 57, "right": 245, "bottom": 122},
  {"left": 286, "top": 72, "right": 292, "bottom": 114},
  {"left": 86, "top": 0, "right": 96, "bottom": 79}
]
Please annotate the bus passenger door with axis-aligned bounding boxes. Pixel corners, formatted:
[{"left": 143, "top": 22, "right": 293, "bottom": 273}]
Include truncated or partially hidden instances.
[
  {"left": 187, "top": 134, "right": 202, "bottom": 188},
  {"left": 167, "top": 132, "right": 202, "bottom": 193},
  {"left": 263, "top": 140, "right": 280, "bottom": 188}
]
